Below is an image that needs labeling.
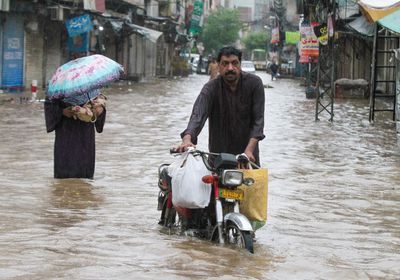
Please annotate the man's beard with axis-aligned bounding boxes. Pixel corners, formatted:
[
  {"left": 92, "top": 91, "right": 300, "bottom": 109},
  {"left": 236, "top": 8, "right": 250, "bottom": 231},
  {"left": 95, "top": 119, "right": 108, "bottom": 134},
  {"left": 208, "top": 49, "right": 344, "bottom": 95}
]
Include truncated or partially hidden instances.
[{"left": 224, "top": 70, "right": 238, "bottom": 83}]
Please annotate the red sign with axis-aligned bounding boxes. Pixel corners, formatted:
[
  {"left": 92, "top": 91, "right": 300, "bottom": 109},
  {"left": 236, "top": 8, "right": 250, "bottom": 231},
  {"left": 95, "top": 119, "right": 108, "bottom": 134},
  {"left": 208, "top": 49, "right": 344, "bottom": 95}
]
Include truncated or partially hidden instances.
[
  {"left": 299, "top": 22, "right": 319, "bottom": 62},
  {"left": 84, "top": 0, "right": 105, "bottom": 13},
  {"left": 271, "top": 27, "right": 280, "bottom": 44}
]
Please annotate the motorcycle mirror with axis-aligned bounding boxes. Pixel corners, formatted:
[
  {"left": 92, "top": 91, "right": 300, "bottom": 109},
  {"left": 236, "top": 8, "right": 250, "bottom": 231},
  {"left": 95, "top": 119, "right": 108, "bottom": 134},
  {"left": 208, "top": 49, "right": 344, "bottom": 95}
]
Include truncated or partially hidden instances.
[{"left": 243, "top": 177, "right": 254, "bottom": 186}]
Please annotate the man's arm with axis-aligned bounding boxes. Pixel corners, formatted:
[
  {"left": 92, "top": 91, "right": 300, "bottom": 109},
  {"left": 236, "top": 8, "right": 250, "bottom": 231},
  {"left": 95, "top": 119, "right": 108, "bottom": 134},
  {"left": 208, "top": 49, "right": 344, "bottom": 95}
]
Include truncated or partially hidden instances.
[
  {"left": 175, "top": 83, "right": 215, "bottom": 152},
  {"left": 244, "top": 77, "right": 265, "bottom": 163},
  {"left": 244, "top": 137, "right": 259, "bottom": 163},
  {"left": 250, "top": 77, "right": 265, "bottom": 141}
]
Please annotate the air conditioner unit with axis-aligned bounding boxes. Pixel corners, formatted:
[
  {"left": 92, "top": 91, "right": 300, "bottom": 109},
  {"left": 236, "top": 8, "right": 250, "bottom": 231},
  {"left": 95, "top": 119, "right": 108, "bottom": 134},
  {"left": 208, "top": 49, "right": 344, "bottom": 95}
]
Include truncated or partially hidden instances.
[
  {"left": 49, "top": 7, "right": 64, "bottom": 21},
  {"left": 0, "top": 0, "right": 10, "bottom": 11}
]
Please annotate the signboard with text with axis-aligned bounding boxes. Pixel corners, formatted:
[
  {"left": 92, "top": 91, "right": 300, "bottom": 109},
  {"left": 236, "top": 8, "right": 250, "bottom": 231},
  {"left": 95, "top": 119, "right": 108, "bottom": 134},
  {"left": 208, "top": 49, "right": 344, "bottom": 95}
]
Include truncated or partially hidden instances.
[
  {"left": 299, "top": 22, "right": 319, "bottom": 63},
  {"left": 189, "top": 0, "right": 204, "bottom": 35},
  {"left": 313, "top": 23, "right": 328, "bottom": 45},
  {"left": 2, "top": 16, "right": 24, "bottom": 88},
  {"left": 271, "top": 27, "right": 280, "bottom": 44},
  {"left": 66, "top": 14, "right": 93, "bottom": 37}
]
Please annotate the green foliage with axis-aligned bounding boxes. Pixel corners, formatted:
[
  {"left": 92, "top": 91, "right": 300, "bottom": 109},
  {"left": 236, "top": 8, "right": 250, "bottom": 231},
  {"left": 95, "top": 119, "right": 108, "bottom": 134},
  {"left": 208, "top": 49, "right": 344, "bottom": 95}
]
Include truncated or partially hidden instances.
[
  {"left": 201, "top": 8, "right": 242, "bottom": 55},
  {"left": 242, "top": 32, "right": 270, "bottom": 52}
]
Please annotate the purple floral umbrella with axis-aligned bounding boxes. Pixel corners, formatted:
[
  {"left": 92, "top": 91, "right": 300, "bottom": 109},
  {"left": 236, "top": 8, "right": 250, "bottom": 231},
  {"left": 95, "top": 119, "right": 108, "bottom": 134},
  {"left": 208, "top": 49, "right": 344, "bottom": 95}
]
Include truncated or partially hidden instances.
[{"left": 46, "top": 54, "right": 124, "bottom": 104}]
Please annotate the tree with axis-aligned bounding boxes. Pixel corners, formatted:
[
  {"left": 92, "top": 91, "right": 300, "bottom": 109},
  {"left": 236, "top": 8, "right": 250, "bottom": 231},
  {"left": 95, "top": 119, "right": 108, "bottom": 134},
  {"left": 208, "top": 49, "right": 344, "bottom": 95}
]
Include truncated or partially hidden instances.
[
  {"left": 200, "top": 8, "right": 242, "bottom": 55},
  {"left": 242, "top": 32, "right": 270, "bottom": 52}
]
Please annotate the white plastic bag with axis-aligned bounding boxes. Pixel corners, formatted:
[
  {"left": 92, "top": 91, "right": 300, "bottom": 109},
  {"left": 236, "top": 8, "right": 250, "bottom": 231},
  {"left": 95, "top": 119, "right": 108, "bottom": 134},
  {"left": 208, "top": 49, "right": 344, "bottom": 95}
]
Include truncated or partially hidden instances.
[{"left": 170, "top": 152, "right": 212, "bottom": 208}]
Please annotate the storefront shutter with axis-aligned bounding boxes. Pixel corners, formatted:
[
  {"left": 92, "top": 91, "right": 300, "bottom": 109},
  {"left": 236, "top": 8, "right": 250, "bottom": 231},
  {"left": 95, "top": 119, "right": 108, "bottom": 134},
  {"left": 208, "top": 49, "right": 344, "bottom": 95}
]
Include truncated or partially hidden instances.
[{"left": 2, "top": 15, "right": 24, "bottom": 89}]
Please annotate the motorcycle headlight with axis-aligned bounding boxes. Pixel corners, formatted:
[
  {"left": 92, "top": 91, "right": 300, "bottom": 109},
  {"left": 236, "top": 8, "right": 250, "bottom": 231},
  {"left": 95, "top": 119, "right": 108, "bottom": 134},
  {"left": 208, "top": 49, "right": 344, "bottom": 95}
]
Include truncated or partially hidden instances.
[{"left": 222, "top": 170, "right": 243, "bottom": 186}]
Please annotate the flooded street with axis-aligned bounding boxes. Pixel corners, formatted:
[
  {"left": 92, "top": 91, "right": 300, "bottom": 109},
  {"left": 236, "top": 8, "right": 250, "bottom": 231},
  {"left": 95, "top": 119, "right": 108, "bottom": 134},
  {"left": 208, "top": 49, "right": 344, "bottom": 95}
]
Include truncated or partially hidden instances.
[{"left": 0, "top": 72, "right": 399, "bottom": 279}]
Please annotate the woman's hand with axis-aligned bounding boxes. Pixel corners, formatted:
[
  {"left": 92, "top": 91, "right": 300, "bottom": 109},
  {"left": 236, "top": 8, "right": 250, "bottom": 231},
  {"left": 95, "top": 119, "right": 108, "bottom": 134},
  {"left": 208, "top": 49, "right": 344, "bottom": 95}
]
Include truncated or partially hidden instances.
[
  {"left": 62, "top": 107, "right": 74, "bottom": 118},
  {"left": 92, "top": 95, "right": 106, "bottom": 117},
  {"left": 93, "top": 105, "right": 104, "bottom": 116}
]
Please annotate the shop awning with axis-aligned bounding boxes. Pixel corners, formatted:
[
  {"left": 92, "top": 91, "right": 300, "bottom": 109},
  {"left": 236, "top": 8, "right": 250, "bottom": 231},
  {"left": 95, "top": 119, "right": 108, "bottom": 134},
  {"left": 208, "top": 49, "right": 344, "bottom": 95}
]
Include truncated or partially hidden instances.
[
  {"left": 125, "top": 23, "right": 163, "bottom": 43},
  {"left": 358, "top": 0, "right": 400, "bottom": 22},
  {"left": 104, "top": 19, "right": 163, "bottom": 43},
  {"left": 347, "top": 15, "right": 375, "bottom": 37},
  {"left": 358, "top": 0, "right": 400, "bottom": 9},
  {"left": 378, "top": 9, "right": 400, "bottom": 33},
  {"left": 357, "top": 0, "right": 400, "bottom": 34}
]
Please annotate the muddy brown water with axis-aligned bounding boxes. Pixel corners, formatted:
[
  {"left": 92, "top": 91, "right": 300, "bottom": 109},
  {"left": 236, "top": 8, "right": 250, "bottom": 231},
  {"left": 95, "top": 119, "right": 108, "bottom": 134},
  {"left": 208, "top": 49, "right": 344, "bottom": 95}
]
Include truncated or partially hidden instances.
[{"left": 0, "top": 72, "right": 399, "bottom": 279}]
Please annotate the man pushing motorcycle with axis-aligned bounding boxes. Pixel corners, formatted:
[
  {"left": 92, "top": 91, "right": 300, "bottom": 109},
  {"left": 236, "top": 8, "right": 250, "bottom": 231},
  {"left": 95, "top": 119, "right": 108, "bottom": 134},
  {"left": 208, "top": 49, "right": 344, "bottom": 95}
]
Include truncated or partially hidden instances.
[
  {"left": 175, "top": 46, "right": 265, "bottom": 165},
  {"left": 163, "top": 46, "right": 266, "bottom": 252}
]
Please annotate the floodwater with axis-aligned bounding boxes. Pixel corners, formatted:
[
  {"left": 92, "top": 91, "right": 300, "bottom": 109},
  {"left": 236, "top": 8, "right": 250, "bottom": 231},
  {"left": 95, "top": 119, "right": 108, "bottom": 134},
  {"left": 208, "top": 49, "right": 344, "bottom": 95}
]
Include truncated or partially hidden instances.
[{"left": 0, "top": 72, "right": 399, "bottom": 280}]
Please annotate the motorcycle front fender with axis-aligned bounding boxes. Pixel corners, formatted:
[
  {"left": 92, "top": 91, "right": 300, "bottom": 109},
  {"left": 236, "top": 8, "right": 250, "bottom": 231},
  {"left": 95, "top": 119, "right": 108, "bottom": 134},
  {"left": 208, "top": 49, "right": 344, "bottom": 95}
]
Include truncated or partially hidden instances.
[{"left": 224, "top": 213, "right": 253, "bottom": 232}]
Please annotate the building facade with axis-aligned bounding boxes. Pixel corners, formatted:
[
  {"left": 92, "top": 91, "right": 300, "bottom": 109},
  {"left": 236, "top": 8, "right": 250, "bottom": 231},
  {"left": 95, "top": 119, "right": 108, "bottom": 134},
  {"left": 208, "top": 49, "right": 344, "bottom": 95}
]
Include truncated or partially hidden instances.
[{"left": 0, "top": 0, "right": 187, "bottom": 95}]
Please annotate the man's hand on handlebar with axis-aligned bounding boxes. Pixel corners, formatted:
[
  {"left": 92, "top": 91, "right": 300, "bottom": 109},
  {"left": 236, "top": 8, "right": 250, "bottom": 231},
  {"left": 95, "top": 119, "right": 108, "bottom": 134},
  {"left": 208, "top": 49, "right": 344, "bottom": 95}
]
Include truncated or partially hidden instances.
[
  {"left": 237, "top": 150, "right": 256, "bottom": 169},
  {"left": 173, "top": 134, "right": 196, "bottom": 153},
  {"left": 243, "top": 138, "right": 258, "bottom": 164},
  {"left": 244, "top": 150, "right": 256, "bottom": 163}
]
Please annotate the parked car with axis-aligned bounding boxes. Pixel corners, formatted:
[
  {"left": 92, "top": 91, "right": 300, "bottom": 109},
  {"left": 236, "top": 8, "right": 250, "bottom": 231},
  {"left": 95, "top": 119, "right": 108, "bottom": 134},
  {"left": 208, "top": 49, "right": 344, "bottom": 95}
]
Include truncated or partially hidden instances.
[
  {"left": 189, "top": 58, "right": 197, "bottom": 73},
  {"left": 241, "top": 60, "right": 256, "bottom": 74},
  {"left": 196, "top": 58, "right": 208, "bottom": 74},
  {"left": 189, "top": 56, "right": 208, "bottom": 74},
  {"left": 188, "top": 55, "right": 198, "bottom": 73}
]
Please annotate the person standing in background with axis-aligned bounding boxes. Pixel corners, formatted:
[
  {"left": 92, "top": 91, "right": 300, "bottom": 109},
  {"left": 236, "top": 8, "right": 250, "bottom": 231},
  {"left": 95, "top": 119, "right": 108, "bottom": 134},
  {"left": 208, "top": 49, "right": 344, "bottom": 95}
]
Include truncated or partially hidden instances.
[
  {"left": 207, "top": 57, "right": 219, "bottom": 80},
  {"left": 270, "top": 60, "right": 279, "bottom": 81}
]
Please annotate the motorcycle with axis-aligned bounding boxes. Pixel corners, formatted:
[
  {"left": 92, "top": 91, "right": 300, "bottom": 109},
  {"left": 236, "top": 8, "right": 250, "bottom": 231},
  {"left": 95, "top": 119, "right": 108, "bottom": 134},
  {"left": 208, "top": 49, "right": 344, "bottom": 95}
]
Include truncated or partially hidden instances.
[{"left": 157, "top": 148, "right": 256, "bottom": 253}]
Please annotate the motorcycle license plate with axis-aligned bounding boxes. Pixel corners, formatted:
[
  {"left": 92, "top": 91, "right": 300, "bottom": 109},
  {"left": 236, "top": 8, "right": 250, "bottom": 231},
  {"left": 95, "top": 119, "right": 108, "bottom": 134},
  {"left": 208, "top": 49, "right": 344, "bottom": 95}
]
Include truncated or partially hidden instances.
[{"left": 220, "top": 188, "right": 244, "bottom": 200}]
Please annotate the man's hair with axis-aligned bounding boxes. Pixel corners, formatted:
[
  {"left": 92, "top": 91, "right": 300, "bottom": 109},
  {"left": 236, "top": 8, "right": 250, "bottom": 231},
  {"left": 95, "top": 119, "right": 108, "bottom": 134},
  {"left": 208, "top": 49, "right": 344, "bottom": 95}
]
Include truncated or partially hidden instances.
[{"left": 217, "top": 46, "right": 242, "bottom": 62}]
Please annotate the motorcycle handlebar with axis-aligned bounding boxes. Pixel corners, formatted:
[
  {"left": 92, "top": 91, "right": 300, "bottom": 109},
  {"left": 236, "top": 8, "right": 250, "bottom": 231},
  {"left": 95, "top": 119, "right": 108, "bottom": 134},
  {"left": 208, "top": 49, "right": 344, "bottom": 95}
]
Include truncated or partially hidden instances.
[
  {"left": 169, "top": 148, "right": 180, "bottom": 154},
  {"left": 169, "top": 148, "right": 217, "bottom": 171},
  {"left": 169, "top": 148, "right": 260, "bottom": 170}
]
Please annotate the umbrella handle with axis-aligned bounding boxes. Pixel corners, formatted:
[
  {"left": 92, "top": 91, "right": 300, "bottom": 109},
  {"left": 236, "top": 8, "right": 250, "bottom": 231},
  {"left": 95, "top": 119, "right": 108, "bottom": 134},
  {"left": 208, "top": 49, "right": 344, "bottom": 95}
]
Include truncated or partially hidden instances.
[{"left": 87, "top": 92, "right": 94, "bottom": 105}]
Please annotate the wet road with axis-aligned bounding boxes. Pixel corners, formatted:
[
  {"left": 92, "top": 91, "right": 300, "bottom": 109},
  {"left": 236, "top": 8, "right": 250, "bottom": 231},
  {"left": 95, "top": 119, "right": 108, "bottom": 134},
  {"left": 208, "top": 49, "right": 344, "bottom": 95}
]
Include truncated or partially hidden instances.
[{"left": 0, "top": 72, "right": 399, "bottom": 279}]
